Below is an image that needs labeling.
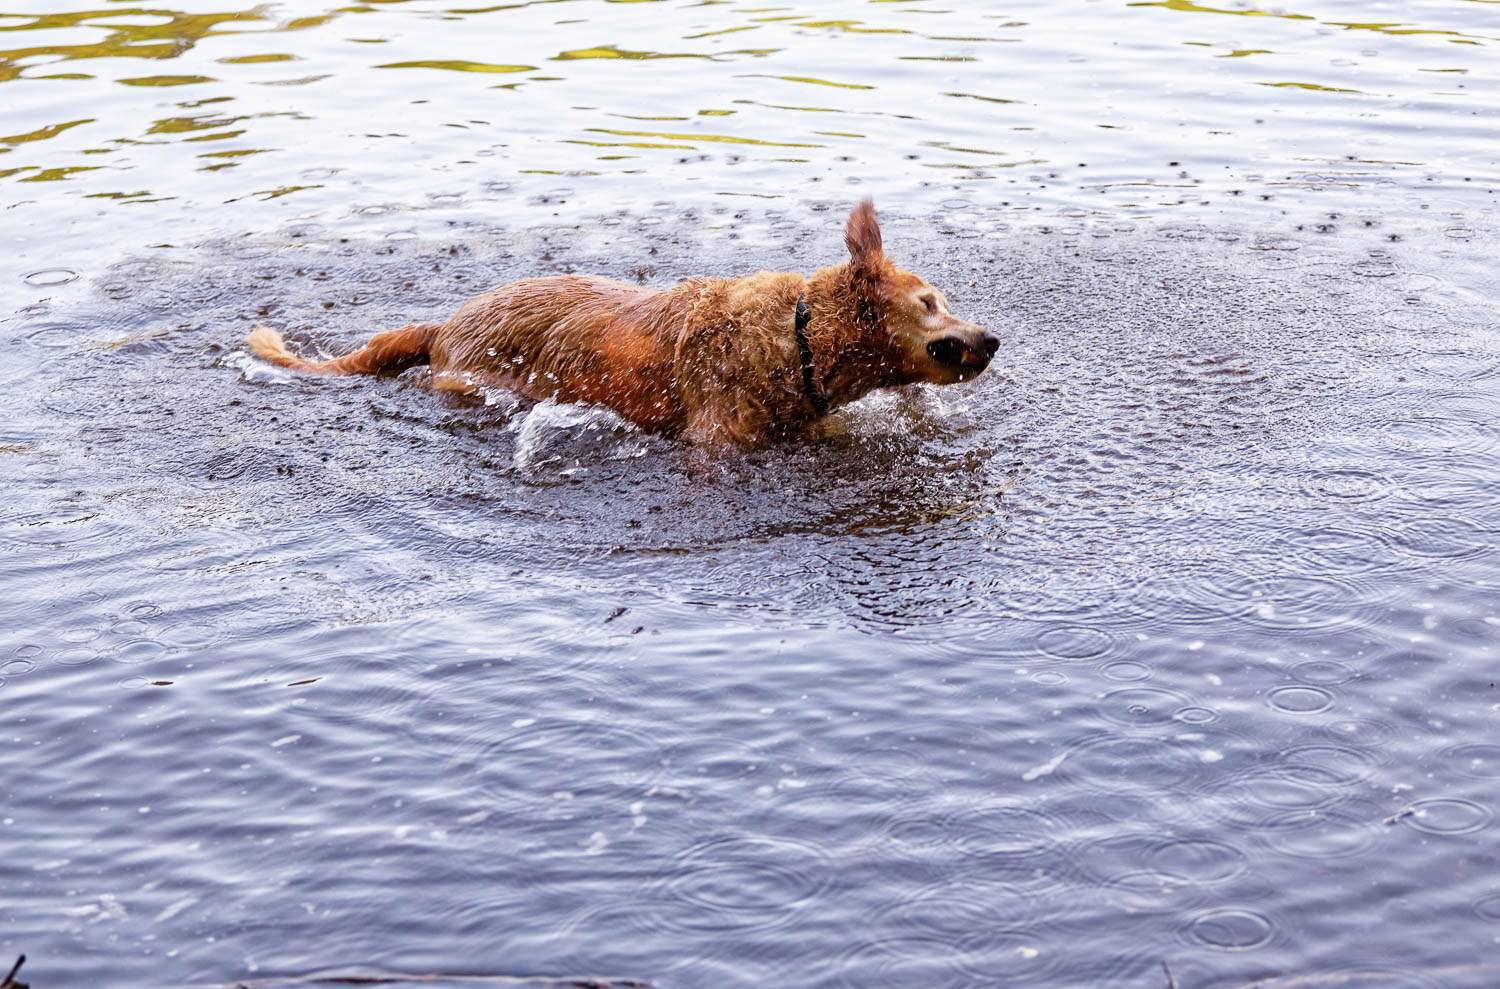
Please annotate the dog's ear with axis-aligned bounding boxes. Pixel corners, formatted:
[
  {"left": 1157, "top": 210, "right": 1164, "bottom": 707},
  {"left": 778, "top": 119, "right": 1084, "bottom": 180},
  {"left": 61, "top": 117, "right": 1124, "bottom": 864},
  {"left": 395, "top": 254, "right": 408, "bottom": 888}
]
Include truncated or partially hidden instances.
[{"left": 845, "top": 198, "right": 884, "bottom": 270}]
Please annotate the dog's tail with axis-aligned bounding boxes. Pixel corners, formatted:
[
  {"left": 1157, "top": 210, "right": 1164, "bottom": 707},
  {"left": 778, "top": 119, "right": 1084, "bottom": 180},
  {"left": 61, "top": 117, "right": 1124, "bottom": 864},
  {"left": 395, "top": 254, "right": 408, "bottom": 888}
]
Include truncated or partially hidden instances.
[{"left": 247, "top": 322, "right": 439, "bottom": 376}]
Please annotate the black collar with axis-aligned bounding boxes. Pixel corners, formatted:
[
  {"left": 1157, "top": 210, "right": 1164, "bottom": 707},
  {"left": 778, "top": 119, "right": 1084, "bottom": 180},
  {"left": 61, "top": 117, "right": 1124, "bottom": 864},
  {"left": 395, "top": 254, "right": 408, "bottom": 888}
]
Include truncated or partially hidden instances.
[{"left": 794, "top": 294, "right": 829, "bottom": 416}]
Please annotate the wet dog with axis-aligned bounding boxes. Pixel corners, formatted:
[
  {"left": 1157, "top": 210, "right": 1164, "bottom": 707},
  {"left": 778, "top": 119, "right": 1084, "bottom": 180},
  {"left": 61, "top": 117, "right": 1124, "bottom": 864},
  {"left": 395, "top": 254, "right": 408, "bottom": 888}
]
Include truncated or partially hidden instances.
[{"left": 248, "top": 199, "right": 997, "bottom": 451}]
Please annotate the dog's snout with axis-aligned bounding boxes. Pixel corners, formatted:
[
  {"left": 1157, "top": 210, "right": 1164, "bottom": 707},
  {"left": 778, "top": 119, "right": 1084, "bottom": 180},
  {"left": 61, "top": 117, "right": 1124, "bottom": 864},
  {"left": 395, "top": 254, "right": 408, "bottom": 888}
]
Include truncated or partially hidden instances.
[
  {"left": 927, "top": 331, "right": 998, "bottom": 372},
  {"left": 927, "top": 336, "right": 968, "bottom": 366}
]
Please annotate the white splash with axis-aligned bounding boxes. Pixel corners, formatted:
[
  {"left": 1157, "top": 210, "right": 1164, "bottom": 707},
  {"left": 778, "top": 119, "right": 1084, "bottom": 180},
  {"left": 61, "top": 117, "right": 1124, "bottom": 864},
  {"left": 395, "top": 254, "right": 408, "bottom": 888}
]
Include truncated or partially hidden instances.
[
  {"left": 154, "top": 897, "right": 199, "bottom": 923},
  {"left": 1023, "top": 750, "right": 1070, "bottom": 781},
  {"left": 509, "top": 398, "right": 647, "bottom": 472}
]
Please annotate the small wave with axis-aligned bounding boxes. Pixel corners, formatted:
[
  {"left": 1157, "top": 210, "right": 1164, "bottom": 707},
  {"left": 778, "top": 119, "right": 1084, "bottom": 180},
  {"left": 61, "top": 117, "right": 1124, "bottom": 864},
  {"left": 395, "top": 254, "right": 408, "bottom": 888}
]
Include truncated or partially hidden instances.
[{"left": 507, "top": 398, "right": 653, "bottom": 474}]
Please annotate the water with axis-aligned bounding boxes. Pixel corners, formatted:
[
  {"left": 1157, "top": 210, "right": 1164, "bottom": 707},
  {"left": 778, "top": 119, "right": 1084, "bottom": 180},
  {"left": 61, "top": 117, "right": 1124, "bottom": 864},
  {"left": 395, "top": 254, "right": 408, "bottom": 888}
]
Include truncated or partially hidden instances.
[{"left": 3, "top": 2, "right": 1500, "bottom": 987}]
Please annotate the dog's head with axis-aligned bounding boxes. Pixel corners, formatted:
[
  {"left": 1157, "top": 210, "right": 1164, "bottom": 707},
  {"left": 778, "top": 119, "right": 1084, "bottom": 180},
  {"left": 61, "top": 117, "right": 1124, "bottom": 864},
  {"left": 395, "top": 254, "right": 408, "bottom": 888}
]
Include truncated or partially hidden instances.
[{"left": 844, "top": 199, "right": 999, "bottom": 386}]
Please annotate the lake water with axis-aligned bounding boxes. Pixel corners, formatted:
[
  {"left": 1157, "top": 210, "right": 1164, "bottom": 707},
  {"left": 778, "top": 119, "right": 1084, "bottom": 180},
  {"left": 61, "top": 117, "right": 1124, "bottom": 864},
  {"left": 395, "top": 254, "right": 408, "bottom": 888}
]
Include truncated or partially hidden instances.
[{"left": 3, "top": 1, "right": 1500, "bottom": 987}]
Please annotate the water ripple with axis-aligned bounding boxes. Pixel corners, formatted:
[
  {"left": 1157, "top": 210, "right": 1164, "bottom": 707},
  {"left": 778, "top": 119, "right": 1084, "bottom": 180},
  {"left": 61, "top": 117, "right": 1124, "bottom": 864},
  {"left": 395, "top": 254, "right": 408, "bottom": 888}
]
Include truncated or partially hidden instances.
[
  {"left": 834, "top": 936, "right": 987, "bottom": 989},
  {"left": 1442, "top": 744, "right": 1500, "bottom": 781},
  {"left": 1276, "top": 743, "right": 1388, "bottom": 787},
  {"left": 1267, "top": 684, "right": 1336, "bottom": 715},
  {"left": 1098, "top": 686, "right": 1193, "bottom": 729},
  {"left": 1399, "top": 798, "right": 1492, "bottom": 836},
  {"left": 458, "top": 719, "right": 667, "bottom": 815},
  {"left": 1257, "top": 807, "right": 1386, "bottom": 861},
  {"left": 1034, "top": 623, "right": 1115, "bottom": 662},
  {"left": 641, "top": 834, "right": 832, "bottom": 935},
  {"left": 1181, "top": 907, "right": 1276, "bottom": 951},
  {"left": 1291, "top": 659, "right": 1356, "bottom": 686},
  {"left": 1382, "top": 515, "right": 1492, "bottom": 562},
  {"left": 1473, "top": 891, "right": 1500, "bottom": 922},
  {"left": 1242, "top": 573, "right": 1388, "bottom": 634}
]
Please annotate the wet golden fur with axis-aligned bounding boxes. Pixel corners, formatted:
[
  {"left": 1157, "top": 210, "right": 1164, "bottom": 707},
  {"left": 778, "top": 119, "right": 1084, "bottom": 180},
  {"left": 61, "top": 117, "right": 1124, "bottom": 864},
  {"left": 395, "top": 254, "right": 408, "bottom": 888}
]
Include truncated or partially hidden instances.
[{"left": 248, "top": 200, "right": 996, "bottom": 451}]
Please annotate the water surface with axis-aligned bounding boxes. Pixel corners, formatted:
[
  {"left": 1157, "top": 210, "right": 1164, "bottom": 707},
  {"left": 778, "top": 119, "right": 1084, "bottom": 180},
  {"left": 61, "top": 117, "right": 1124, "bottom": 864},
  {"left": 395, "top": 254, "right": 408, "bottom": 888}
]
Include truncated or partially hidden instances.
[{"left": 3, "top": 2, "right": 1500, "bottom": 987}]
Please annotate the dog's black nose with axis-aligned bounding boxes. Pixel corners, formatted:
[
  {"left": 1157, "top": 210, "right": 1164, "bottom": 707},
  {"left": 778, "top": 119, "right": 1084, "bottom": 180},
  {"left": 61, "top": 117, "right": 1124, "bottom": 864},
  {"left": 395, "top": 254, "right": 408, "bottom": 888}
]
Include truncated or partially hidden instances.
[{"left": 979, "top": 333, "right": 1000, "bottom": 358}]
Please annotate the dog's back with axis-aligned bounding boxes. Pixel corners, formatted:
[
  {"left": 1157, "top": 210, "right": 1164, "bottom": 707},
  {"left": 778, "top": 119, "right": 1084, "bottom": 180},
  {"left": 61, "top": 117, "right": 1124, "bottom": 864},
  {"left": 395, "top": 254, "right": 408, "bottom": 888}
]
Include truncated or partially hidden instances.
[{"left": 433, "top": 275, "right": 707, "bottom": 429}]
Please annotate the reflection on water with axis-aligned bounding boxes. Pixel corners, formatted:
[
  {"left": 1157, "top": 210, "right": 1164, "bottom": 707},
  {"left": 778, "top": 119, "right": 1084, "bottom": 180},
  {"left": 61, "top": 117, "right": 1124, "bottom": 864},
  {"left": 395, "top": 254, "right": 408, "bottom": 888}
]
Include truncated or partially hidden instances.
[
  {"left": 3, "top": 1, "right": 1500, "bottom": 988},
  {"left": 0, "top": 0, "right": 1496, "bottom": 238}
]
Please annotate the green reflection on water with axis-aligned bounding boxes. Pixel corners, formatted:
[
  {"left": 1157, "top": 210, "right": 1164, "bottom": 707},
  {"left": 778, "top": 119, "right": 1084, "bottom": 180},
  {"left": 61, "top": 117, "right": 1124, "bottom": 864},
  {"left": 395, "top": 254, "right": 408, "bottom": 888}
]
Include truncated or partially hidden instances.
[
  {"left": 119, "top": 75, "right": 217, "bottom": 87},
  {"left": 798, "top": 19, "right": 911, "bottom": 35},
  {"left": 1129, "top": 1, "right": 1312, "bottom": 21},
  {"left": 1259, "top": 81, "right": 1365, "bottom": 94},
  {"left": 218, "top": 53, "right": 300, "bottom": 64},
  {"left": 738, "top": 73, "right": 875, "bottom": 90},
  {"left": 1134, "top": 0, "right": 1496, "bottom": 42},
  {"left": 1, "top": 118, "right": 93, "bottom": 145},
  {"left": 555, "top": 44, "right": 711, "bottom": 60},
  {"left": 554, "top": 44, "right": 777, "bottom": 60},
  {"left": 584, "top": 126, "right": 822, "bottom": 148},
  {"left": 0, "top": 0, "right": 1487, "bottom": 214},
  {"left": 377, "top": 59, "right": 536, "bottom": 72},
  {"left": 0, "top": 7, "right": 267, "bottom": 83},
  {"left": 18, "top": 164, "right": 104, "bottom": 181}
]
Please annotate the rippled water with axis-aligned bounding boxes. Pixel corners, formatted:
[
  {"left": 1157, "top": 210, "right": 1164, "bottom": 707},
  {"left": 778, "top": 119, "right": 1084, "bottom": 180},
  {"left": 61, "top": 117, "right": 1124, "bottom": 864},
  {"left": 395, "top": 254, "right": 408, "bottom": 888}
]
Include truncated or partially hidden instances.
[{"left": 3, "top": 2, "right": 1500, "bottom": 988}]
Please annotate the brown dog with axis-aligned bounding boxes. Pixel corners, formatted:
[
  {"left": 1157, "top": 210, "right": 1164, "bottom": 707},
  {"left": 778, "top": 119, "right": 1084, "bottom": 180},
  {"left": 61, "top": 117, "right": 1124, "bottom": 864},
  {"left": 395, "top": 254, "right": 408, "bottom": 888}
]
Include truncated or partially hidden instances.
[{"left": 248, "top": 199, "right": 997, "bottom": 451}]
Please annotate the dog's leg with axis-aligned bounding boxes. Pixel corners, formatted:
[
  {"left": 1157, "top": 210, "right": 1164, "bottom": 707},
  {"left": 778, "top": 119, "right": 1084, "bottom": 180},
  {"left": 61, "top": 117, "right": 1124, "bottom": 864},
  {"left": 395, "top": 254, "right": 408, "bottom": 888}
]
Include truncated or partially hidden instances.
[
  {"left": 681, "top": 403, "right": 769, "bottom": 453},
  {"left": 248, "top": 322, "right": 440, "bottom": 375}
]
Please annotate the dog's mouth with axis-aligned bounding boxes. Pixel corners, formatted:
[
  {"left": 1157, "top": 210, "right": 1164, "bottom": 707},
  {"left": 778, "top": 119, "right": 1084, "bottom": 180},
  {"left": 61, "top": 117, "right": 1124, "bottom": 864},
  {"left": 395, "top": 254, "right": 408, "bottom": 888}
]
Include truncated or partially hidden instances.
[{"left": 926, "top": 333, "right": 999, "bottom": 379}]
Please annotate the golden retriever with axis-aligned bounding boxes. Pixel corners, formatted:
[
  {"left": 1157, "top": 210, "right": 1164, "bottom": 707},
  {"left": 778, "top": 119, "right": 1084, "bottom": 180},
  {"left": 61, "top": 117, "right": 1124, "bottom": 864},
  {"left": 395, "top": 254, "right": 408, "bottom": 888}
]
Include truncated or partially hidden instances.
[{"left": 248, "top": 199, "right": 997, "bottom": 451}]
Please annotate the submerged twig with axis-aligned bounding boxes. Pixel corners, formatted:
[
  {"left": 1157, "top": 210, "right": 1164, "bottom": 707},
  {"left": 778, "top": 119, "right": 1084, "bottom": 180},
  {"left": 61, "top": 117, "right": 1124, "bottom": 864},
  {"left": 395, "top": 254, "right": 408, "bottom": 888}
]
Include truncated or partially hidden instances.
[
  {"left": 1234, "top": 964, "right": 1500, "bottom": 988},
  {"left": 1162, "top": 960, "right": 1178, "bottom": 989},
  {"left": 221, "top": 972, "right": 650, "bottom": 989},
  {"left": 1, "top": 955, "right": 27, "bottom": 989}
]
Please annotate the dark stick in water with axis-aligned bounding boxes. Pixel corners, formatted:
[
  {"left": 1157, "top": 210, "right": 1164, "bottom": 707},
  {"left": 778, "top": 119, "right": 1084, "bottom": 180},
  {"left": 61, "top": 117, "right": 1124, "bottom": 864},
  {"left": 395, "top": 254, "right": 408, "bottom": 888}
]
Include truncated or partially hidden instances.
[
  {"left": 1234, "top": 964, "right": 1500, "bottom": 988},
  {"left": 220, "top": 972, "right": 650, "bottom": 988},
  {"left": 1, "top": 955, "right": 27, "bottom": 989}
]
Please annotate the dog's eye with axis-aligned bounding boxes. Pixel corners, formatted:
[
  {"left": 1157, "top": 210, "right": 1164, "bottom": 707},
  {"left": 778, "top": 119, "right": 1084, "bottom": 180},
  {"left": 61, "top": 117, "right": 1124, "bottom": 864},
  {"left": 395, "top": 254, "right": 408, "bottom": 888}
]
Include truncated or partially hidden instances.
[{"left": 921, "top": 295, "right": 937, "bottom": 313}]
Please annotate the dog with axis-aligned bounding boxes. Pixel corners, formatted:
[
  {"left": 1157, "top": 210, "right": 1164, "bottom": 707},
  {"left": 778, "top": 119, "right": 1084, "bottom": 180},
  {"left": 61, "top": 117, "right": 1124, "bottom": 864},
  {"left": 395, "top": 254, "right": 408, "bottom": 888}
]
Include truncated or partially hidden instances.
[{"left": 248, "top": 199, "right": 997, "bottom": 451}]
